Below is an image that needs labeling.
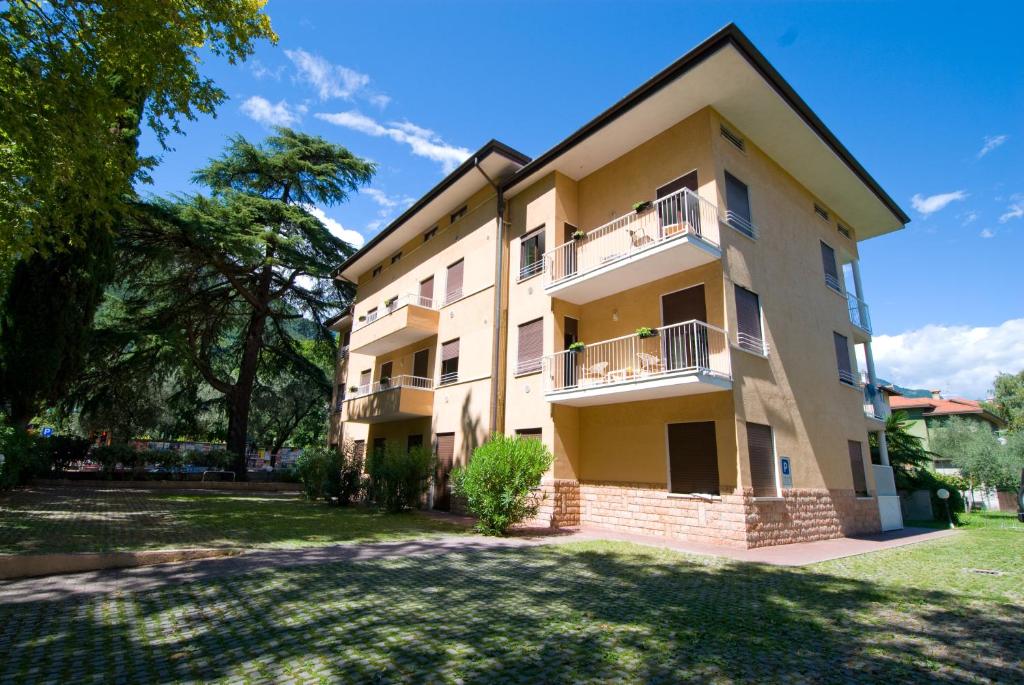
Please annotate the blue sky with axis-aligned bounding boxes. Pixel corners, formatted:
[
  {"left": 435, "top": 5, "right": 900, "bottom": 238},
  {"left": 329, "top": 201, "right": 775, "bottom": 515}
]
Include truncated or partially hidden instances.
[{"left": 138, "top": 0, "right": 1024, "bottom": 397}]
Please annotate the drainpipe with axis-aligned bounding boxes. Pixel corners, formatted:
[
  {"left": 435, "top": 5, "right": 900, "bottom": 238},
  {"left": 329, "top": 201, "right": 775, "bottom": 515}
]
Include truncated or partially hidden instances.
[{"left": 475, "top": 159, "right": 505, "bottom": 437}]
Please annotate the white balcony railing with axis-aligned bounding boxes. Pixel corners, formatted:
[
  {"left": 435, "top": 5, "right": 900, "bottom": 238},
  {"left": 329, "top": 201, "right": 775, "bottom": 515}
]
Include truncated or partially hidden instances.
[
  {"left": 847, "top": 292, "right": 872, "bottom": 334},
  {"left": 348, "top": 374, "right": 434, "bottom": 399},
  {"left": 354, "top": 294, "right": 435, "bottom": 331},
  {"left": 838, "top": 368, "right": 861, "bottom": 387},
  {"left": 542, "top": 320, "right": 730, "bottom": 393},
  {"left": 543, "top": 188, "right": 721, "bottom": 286}
]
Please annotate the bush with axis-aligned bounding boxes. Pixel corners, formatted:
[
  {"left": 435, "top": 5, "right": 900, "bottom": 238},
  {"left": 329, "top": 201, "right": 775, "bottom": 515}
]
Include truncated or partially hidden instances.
[
  {"left": 0, "top": 425, "right": 48, "bottom": 489},
  {"left": 44, "top": 436, "right": 91, "bottom": 471},
  {"left": 451, "top": 434, "right": 553, "bottom": 536},
  {"left": 900, "top": 467, "right": 966, "bottom": 524},
  {"left": 327, "top": 441, "right": 365, "bottom": 506},
  {"left": 202, "top": 449, "right": 236, "bottom": 470},
  {"left": 91, "top": 444, "right": 139, "bottom": 473},
  {"left": 296, "top": 445, "right": 337, "bottom": 501},
  {"left": 365, "top": 441, "right": 434, "bottom": 513}
]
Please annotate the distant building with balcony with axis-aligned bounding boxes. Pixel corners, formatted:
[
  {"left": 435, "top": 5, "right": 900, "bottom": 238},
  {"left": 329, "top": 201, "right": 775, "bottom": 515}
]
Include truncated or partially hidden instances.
[
  {"left": 888, "top": 389, "right": 1007, "bottom": 469},
  {"left": 329, "top": 24, "right": 908, "bottom": 547}
]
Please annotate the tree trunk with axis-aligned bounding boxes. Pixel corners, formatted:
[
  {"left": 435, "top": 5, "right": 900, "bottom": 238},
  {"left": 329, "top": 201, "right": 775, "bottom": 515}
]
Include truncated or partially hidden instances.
[{"left": 225, "top": 309, "right": 268, "bottom": 479}]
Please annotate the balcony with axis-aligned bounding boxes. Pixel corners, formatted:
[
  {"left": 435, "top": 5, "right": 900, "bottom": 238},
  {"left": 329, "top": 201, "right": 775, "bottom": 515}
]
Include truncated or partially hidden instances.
[
  {"left": 341, "top": 375, "right": 434, "bottom": 424},
  {"left": 543, "top": 188, "right": 722, "bottom": 305},
  {"left": 542, "top": 320, "right": 731, "bottom": 406},
  {"left": 847, "top": 292, "right": 872, "bottom": 341},
  {"left": 349, "top": 294, "right": 439, "bottom": 356}
]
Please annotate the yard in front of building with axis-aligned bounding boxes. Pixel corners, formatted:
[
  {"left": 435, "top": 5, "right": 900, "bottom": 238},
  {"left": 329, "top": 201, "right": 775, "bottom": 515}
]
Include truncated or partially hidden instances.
[
  {"left": 0, "top": 486, "right": 467, "bottom": 554},
  {"left": 0, "top": 502, "right": 1020, "bottom": 683}
]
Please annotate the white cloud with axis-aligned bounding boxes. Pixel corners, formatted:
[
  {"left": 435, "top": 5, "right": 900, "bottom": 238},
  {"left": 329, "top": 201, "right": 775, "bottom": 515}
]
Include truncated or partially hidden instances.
[
  {"left": 980, "top": 228, "right": 995, "bottom": 239},
  {"left": 959, "top": 209, "right": 979, "bottom": 226},
  {"left": 368, "top": 94, "right": 392, "bottom": 109},
  {"left": 872, "top": 319, "right": 1024, "bottom": 398},
  {"left": 910, "top": 190, "right": 968, "bottom": 216},
  {"left": 304, "top": 205, "right": 364, "bottom": 248},
  {"left": 250, "top": 60, "right": 284, "bottom": 81},
  {"left": 316, "top": 110, "right": 471, "bottom": 173},
  {"left": 977, "top": 134, "right": 1008, "bottom": 158},
  {"left": 285, "top": 49, "right": 370, "bottom": 101},
  {"left": 998, "top": 203, "right": 1023, "bottom": 223},
  {"left": 240, "top": 96, "right": 303, "bottom": 127}
]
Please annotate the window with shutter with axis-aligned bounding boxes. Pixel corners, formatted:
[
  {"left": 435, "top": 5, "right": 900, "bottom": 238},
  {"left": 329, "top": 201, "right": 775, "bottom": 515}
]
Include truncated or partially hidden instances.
[
  {"left": 519, "top": 227, "right": 545, "bottom": 280},
  {"left": 848, "top": 440, "right": 868, "bottom": 496},
  {"left": 725, "top": 171, "right": 755, "bottom": 237},
  {"left": 407, "top": 434, "right": 423, "bottom": 451},
  {"left": 450, "top": 206, "right": 467, "bottom": 224},
  {"left": 746, "top": 422, "right": 777, "bottom": 497},
  {"left": 445, "top": 259, "right": 464, "bottom": 304},
  {"left": 735, "top": 285, "right": 764, "bottom": 354},
  {"left": 834, "top": 332, "right": 855, "bottom": 385},
  {"left": 515, "top": 428, "right": 542, "bottom": 440},
  {"left": 667, "top": 421, "right": 719, "bottom": 495},
  {"left": 440, "top": 338, "right": 459, "bottom": 385},
  {"left": 821, "top": 241, "right": 840, "bottom": 291},
  {"left": 419, "top": 276, "right": 434, "bottom": 308},
  {"left": 359, "top": 369, "right": 371, "bottom": 387},
  {"left": 516, "top": 318, "right": 543, "bottom": 375}
]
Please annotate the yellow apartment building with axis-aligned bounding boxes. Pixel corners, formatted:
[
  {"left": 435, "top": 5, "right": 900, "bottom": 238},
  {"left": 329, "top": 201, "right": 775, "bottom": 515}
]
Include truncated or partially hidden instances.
[{"left": 328, "top": 24, "right": 908, "bottom": 547}]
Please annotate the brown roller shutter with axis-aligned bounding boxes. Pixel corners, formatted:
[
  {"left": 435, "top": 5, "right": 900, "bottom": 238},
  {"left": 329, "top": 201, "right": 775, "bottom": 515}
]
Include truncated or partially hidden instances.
[
  {"left": 419, "top": 276, "right": 434, "bottom": 306},
  {"left": 821, "top": 241, "right": 839, "bottom": 289},
  {"left": 440, "top": 339, "right": 459, "bottom": 384},
  {"left": 735, "top": 285, "right": 763, "bottom": 353},
  {"left": 442, "top": 339, "right": 459, "bottom": 361},
  {"left": 667, "top": 421, "right": 719, "bottom": 495},
  {"left": 746, "top": 422, "right": 776, "bottom": 497},
  {"left": 517, "top": 318, "right": 543, "bottom": 375},
  {"left": 446, "top": 259, "right": 464, "bottom": 303},
  {"left": 434, "top": 433, "right": 455, "bottom": 511},
  {"left": 834, "top": 332, "right": 853, "bottom": 383},
  {"left": 848, "top": 440, "right": 868, "bottom": 496}
]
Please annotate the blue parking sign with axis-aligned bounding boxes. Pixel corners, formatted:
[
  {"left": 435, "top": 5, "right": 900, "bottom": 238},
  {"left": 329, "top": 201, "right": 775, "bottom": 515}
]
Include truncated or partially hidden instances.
[{"left": 41, "top": 427, "right": 53, "bottom": 438}]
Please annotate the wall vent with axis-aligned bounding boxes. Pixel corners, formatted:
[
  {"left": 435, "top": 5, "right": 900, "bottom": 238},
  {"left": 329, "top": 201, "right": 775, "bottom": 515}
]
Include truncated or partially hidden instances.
[
  {"left": 837, "top": 224, "right": 852, "bottom": 239},
  {"left": 720, "top": 125, "right": 745, "bottom": 151},
  {"left": 814, "top": 203, "right": 830, "bottom": 221}
]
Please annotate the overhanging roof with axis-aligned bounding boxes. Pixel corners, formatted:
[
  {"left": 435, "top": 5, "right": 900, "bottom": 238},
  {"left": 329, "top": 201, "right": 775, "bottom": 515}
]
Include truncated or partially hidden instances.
[
  {"left": 335, "top": 140, "right": 529, "bottom": 282},
  {"left": 502, "top": 23, "right": 909, "bottom": 240}
]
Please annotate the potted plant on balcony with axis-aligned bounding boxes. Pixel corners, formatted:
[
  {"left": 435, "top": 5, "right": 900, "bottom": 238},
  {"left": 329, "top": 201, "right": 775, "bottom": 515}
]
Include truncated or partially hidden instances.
[
  {"left": 357, "top": 315, "right": 366, "bottom": 323},
  {"left": 384, "top": 296, "right": 398, "bottom": 308},
  {"left": 635, "top": 326, "right": 657, "bottom": 339},
  {"left": 572, "top": 229, "right": 587, "bottom": 241},
  {"left": 348, "top": 386, "right": 358, "bottom": 394},
  {"left": 567, "top": 341, "right": 585, "bottom": 353},
  {"left": 632, "top": 200, "right": 652, "bottom": 214}
]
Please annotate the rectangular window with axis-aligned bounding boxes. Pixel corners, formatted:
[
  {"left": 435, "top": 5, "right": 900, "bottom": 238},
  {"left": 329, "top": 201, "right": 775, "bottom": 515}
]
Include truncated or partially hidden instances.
[
  {"left": 821, "top": 241, "right": 841, "bottom": 292},
  {"left": 814, "top": 203, "right": 830, "bottom": 221},
  {"left": 424, "top": 226, "right": 438, "bottom": 242},
  {"left": 359, "top": 369, "right": 371, "bottom": 391},
  {"left": 516, "top": 318, "right": 543, "bottom": 375},
  {"left": 390, "top": 252, "right": 402, "bottom": 265},
  {"left": 407, "top": 434, "right": 423, "bottom": 451},
  {"left": 667, "top": 421, "right": 719, "bottom": 496},
  {"left": 419, "top": 276, "right": 434, "bottom": 307},
  {"left": 365, "top": 307, "right": 378, "bottom": 324},
  {"left": 450, "top": 206, "right": 467, "bottom": 224},
  {"left": 372, "top": 437, "right": 386, "bottom": 456},
  {"left": 515, "top": 428, "right": 542, "bottom": 441},
  {"left": 735, "top": 285, "right": 764, "bottom": 354},
  {"left": 724, "top": 171, "right": 755, "bottom": 237},
  {"left": 379, "top": 361, "right": 393, "bottom": 386},
  {"left": 834, "top": 332, "right": 855, "bottom": 385},
  {"left": 372, "top": 264, "right": 383, "bottom": 278},
  {"left": 746, "top": 422, "right": 777, "bottom": 497},
  {"left": 440, "top": 338, "right": 459, "bottom": 385},
  {"left": 848, "top": 440, "right": 868, "bottom": 496},
  {"left": 519, "top": 226, "right": 545, "bottom": 280},
  {"left": 445, "top": 259, "right": 464, "bottom": 304}
]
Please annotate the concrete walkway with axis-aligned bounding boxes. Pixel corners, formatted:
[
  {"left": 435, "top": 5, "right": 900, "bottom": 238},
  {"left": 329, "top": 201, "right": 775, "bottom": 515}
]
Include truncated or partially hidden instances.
[{"left": 0, "top": 524, "right": 957, "bottom": 605}]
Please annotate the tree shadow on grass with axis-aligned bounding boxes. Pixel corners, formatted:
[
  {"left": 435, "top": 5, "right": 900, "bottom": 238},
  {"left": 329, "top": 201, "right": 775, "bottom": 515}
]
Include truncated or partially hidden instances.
[{"left": 0, "top": 542, "right": 1021, "bottom": 683}]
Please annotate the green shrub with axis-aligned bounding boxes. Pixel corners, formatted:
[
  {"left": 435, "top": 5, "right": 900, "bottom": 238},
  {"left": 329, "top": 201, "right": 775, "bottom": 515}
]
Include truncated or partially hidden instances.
[
  {"left": 0, "top": 425, "right": 47, "bottom": 489},
  {"left": 296, "top": 445, "right": 336, "bottom": 501},
  {"left": 91, "top": 444, "right": 139, "bottom": 473},
  {"left": 202, "top": 449, "right": 236, "bottom": 470},
  {"left": 452, "top": 434, "right": 553, "bottom": 536},
  {"left": 900, "top": 467, "right": 966, "bottom": 524},
  {"left": 365, "top": 441, "right": 434, "bottom": 513},
  {"left": 327, "top": 441, "right": 364, "bottom": 506},
  {"left": 43, "top": 436, "right": 91, "bottom": 471}
]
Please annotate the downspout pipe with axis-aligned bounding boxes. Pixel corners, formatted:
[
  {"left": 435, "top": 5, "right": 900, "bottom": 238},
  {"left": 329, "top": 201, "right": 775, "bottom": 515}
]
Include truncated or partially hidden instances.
[{"left": 475, "top": 158, "right": 505, "bottom": 437}]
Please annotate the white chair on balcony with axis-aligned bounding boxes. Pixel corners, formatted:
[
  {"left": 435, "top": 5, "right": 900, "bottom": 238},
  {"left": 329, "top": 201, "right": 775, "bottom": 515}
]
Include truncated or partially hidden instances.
[
  {"left": 636, "top": 352, "right": 664, "bottom": 376},
  {"left": 582, "top": 361, "right": 609, "bottom": 386},
  {"left": 628, "top": 228, "right": 654, "bottom": 249}
]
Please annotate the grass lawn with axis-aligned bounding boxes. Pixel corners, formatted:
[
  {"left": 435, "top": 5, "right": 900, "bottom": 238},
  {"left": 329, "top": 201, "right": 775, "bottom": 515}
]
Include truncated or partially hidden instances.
[
  {"left": 0, "top": 510, "right": 1020, "bottom": 683},
  {"left": 0, "top": 487, "right": 468, "bottom": 554}
]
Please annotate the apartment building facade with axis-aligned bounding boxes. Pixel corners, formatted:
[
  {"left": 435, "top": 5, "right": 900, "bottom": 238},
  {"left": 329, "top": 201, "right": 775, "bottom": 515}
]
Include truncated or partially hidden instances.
[{"left": 329, "top": 25, "right": 908, "bottom": 548}]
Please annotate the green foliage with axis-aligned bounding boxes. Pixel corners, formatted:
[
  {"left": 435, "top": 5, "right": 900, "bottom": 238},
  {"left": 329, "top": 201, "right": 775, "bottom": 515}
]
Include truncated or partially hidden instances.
[
  {"left": 635, "top": 327, "right": 655, "bottom": 339},
  {"left": 330, "top": 441, "right": 365, "bottom": 506},
  {"left": 871, "top": 411, "right": 931, "bottom": 473},
  {"left": 0, "top": 0, "right": 276, "bottom": 258},
  {"left": 0, "top": 424, "right": 46, "bottom": 489},
  {"left": 91, "top": 444, "right": 139, "bottom": 473},
  {"left": 989, "top": 370, "right": 1024, "bottom": 433},
  {"left": 931, "top": 417, "right": 1021, "bottom": 490},
  {"left": 365, "top": 441, "right": 434, "bottom": 513},
  {"left": 43, "top": 435, "right": 91, "bottom": 472},
  {"left": 295, "top": 445, "right": 338, "bottom": 501},
  {"left": 900, "top": 467, "right": 966, "bottom": 524},
  {"left": 451, "top": 434, "right": 554, "bottom": 536},
  {"left": 568, "top": 341, "right": 585, "bottom": 352}
]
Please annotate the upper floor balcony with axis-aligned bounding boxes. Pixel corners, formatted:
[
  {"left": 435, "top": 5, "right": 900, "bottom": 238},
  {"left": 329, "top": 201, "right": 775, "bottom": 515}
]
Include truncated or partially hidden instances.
[
  {"left": 847, "top": 292, "right": 872, "bottom": 342},
  {"left": 541, "top": 319, "right": 731, "bottom": 406},
  {"left": 543, "top": 188, "right": 722, "bottom": 305},
  {"left": 349, "top": 294, "right": 439, "bottom": 356},
  {"left": 341, "top": 375, "right": 434, "bottom": 424}
]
